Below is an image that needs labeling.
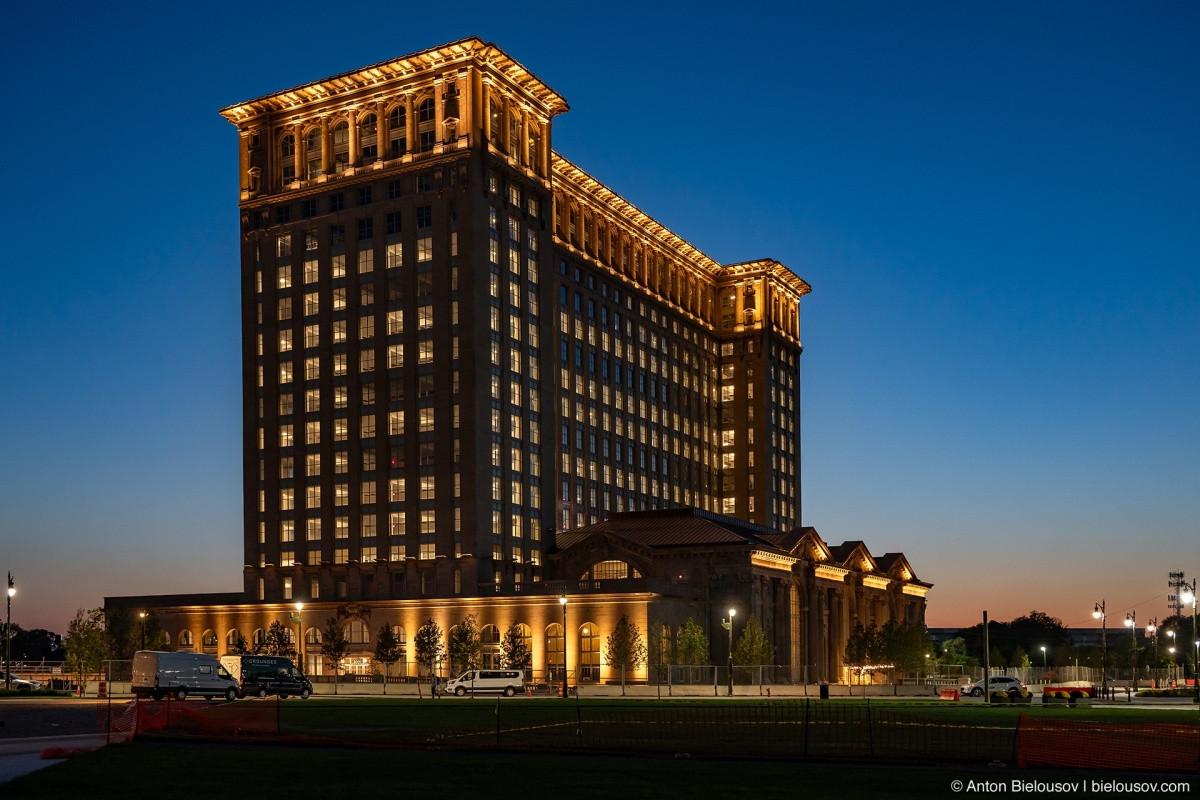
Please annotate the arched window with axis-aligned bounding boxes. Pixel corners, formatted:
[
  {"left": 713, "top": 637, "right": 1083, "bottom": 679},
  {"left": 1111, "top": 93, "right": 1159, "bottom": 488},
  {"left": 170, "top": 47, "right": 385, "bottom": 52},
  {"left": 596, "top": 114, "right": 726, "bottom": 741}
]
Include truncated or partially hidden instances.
[
  {"left": 545, "top": 623, "right": 564, "bottom": 680},
  {"left": 305, "top": 128, "right": 322, "bottom": 180},
  {"left": 331, "top": 121, "right": 349, "bottom": 173},
  {"left": 280, "top": 134, "right": 296, "bottom": 185},
  {"left": 201, "top": 629, "right": 218, "bottom": 650},
  {"left": 226, "top": 629, "right": 242, "bottom": 649},
  {"left": 528, "top": 126, "right": 541, "bottom": 174},
  {"left": 305, "top": 627, "right": 322, "bottom": 645},
  {"left": 252, "top": 628, "right": 265, "bottom": 648},
  {"left": 480, "top": 624, "right": 502, "bottom": 669},
  {"left": 417, "top": 98, "right": 436, "bottom": 152},
  {"left": 359, "top": 113, "right": 378, "bottom": 162},
  {"left": 344, "top": 619, "right": 369, "bottom": 644},
  {"left": 579, "top": 623, "right": 600, "bottom": 682},
  {"left": 580, "top": 560, "right": 641, "bottom": 581},
  {"left": 509, "top": 623, "right": 533, "bottom": 674},
  {"left": 179, "top": 630, "right": 194, "bottom": 649},
  {"left": 388, "top": 106, "right": 406, "bottom": 158},
  {"left": 509, "top": 111, "right": 521, "bottom": 158}
]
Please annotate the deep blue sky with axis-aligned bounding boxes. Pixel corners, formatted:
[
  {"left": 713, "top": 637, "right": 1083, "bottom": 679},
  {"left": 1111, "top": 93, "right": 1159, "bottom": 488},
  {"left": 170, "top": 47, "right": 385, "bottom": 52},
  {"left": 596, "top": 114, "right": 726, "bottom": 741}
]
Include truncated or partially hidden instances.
[{"left": 2, "top": 1, "right": 1196, "bottom": 632}]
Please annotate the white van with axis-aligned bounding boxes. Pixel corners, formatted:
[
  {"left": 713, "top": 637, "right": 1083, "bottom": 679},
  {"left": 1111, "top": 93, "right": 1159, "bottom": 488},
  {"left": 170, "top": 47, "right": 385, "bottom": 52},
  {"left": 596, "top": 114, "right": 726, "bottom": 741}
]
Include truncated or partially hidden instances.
[
  {"left": 445, "top": 669, "right": 525, "bottom": 696},
  {"left": 132, "top": 650, "right": 239, "bottom": 701}
]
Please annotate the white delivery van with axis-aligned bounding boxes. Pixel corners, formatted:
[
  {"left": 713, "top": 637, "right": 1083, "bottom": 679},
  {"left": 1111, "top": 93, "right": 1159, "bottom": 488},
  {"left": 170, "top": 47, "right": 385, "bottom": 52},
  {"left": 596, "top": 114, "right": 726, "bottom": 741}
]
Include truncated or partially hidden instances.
[
  {"left": 132, "top": 650, "right": 239, "bottom": 700},
  {"left": 445, "top": 669, "right": 525, "bottom": 696}
]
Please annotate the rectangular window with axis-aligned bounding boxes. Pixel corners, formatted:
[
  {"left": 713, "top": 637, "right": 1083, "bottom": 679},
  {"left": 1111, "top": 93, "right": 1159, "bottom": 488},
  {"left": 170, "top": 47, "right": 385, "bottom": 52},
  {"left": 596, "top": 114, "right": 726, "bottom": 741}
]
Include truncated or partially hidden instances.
[{"left": 358, "top": 218, "right": 373, "bottom": 241}]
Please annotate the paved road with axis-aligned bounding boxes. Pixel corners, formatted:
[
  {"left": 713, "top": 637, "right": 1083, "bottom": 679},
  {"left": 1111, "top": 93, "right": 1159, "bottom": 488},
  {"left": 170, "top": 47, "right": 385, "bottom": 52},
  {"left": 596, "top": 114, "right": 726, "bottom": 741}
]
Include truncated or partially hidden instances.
[
  {"left": 0, "top": 733, "right": 110, "bottom": 785},
  {"left": 0, "top": 699, "right": 114, "bottom": 739}
]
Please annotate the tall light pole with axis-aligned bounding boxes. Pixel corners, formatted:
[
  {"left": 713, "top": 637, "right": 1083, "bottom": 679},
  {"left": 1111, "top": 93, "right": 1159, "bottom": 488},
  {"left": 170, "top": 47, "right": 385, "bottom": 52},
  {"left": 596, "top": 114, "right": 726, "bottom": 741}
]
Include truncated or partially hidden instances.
[
  {"left": 5, "top": 574, "right": 14, "bottom": 691},
  {"left": 291, "top": 603, "right": 304, "bottom": 671},
  {"left": 1093, "top": 601, "right": 1107, "bottom": 695},
  {"left": 559, "top": 595, "right": 568, "bottom": 699},
  {"left": 138, "top": 611, "right": 147, "bottom": 651},
  {"left": 721, "top": 608, "right": 736, "bottom": 696},
  {"left": 1039, "top": 645, "right": 1047, "bottom": 677},
  {"left": 1124, "top": 612, "right": 1138, "bottom": 690},
  {"left": 1146, "top": 617, "right": 1158, "bottom": 684},
  {"left": 1181, "top": 580, "right": 1199, "bottom": 704}
]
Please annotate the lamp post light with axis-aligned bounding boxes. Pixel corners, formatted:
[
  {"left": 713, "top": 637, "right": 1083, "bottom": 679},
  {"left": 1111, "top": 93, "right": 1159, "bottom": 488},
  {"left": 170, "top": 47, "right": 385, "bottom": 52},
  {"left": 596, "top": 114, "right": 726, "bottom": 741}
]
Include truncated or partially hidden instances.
[
  {"left": 559, "top": 596, "right": 568, "bottom": 699},
  {"left": 1040, "top": 645, "right": 1047, "bottom": 677},
  {"left": 1124, "top": 612, "right": 1138, "bottom": 690},
  {"left": 1181, "top": 580, "right": 1199, "bottom": 703},
  {"left": 290, "top": 603, "right": 304, "bottom": 671},
  {"left": 138, "top": 611, "right": 147, "bottom": 651},
  {"left": 1093, "top": 601, "right": 1107, "bottom": 695},
  {"left": 721, "top": 608, "right": 736, "bottom": 697},
  {"left": 5, "top": 573, "right": 14, "bottom": 692}
]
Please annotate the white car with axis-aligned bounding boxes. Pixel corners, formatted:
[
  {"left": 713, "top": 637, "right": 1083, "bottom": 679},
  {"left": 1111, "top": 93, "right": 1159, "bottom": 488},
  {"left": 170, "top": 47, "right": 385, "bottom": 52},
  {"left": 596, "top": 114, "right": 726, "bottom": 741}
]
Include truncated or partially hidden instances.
[
  {"left": 4, "top": 673, "right": 42, "bottom": 691},
  {"left": 961, "top": 676, "right": 1025, "bottom": 697}
]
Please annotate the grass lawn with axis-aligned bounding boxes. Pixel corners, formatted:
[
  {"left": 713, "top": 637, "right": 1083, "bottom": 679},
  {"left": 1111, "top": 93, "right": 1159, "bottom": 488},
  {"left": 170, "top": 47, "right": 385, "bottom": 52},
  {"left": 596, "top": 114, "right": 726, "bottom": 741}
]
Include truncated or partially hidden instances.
[{"left": 5, "top": 741, "right": 1177, "bottom": 800}]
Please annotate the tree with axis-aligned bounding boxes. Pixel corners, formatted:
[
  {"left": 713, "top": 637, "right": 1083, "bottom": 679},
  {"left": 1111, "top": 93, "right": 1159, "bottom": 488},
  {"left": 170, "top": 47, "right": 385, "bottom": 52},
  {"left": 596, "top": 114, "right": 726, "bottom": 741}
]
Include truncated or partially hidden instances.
[
  {"left": 260, "top": 620, "right": 297, "bottom": 659},
  {"left": 319, "top": 617, "right": 349, "bottom": 694},
  {"left": 228, "top": 632, "right": 249, "bottom": 655},
  {"left": 1009, "top": 645, "right": 1031, "bottom": 669},
  {"left": 936, "top": 637, "right": 977, "bottom": 671},
  {"left": 63, "top": 608, "right": 106, "bottom": 695},
  {"left": 103, "top": 606, "right": 135, "bottom": 660},
  {"left": 605, "top": 615, "right": 647, "bottom": 695},
  {"left": 374, "top": 624, "right": 402, "bottom": 695},
  {"left": 675, "top": 618, "right": 709, "bottom": 684},
  {"left": 646, "top": 621, "right": 674, "bottom": 685},
  {"left": 8, "top": 626, "right": 62, "bottom": 662},
  {"left": 447, "top": 614, "right": 482, "bottom": 676},
  {"left": 414, "top": 618, "right": 446, "bottom": 694},
  {"left": 843, "top": 623, "right": 876, "bottom": 689},
  {"left": 500, "top": 624, "right": 532, "bottom": 677},
  {"left": 732, "top": 616, "right": 775, "bottom": 668}
]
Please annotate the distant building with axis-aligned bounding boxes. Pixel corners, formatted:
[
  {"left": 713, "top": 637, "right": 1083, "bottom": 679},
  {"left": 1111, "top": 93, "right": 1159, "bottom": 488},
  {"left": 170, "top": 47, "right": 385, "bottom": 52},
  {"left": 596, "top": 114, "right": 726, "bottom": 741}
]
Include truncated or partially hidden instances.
[{"left": 106, "top": 37, "right": 929, "bottom": 684}]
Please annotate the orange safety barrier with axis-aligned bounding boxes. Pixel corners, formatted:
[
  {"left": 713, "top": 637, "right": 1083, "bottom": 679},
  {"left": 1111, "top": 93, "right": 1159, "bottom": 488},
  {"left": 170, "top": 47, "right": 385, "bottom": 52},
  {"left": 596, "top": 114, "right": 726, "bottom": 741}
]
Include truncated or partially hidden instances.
[
  {"left": 1016, "top": 714, "right": 1199, "bottom": 774},
  {"left": 938, "top": 689, "right": 959, "bottom": 701}
]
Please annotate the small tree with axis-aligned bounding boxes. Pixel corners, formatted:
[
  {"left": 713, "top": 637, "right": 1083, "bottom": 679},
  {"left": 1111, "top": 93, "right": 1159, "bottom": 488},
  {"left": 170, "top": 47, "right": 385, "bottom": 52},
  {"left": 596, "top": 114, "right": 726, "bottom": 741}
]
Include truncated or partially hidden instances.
[
  {"left": 675, "top": 618, "right": 709, "bottom": 684},
  {"left": 261, "top": 620, "right": 297, "bottom": 659},
  {"left": 844, "top": 623, "right": 876, "bottom": 690},
  {"left": 228, "top": 632, "right": 249, "bottom": 655},
  {"left": 732, "top": 616, "right": 775, "bottom": 669},
  {"left": 414, "top": 618, "right": 446, "bottom": 697},
  {"left": 320, "top": 617, "right": 349, "bottom": 694},
  {"left": 103, "top": 606, "right": 135, "bottom": 660},
  {"left": 500, "top": 624, "right": 532, "bottom": 678},
  {"left": 646, "top": 621, "right": 674, "bottom": 686},
  {"left": 605, "top": 615, "right": 648, "bottom": 695},
  {"left": 63, "top": 608, "right": 107, "bottom": 695},
  {"left": 447, "top": 614, "right": 482, "bottom": 676},
  {"left": 374, "top": 624, "right": 402, "bottom": 695}
]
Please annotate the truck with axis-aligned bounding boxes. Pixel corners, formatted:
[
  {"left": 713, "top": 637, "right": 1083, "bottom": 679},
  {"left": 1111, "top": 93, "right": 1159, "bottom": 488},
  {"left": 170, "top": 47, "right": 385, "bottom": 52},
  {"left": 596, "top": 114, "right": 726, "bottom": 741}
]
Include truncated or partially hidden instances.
[
  {"left": 219, "top": 654, "right": 313, "bottom": 699},
  {"left": 132, "top": 651, "right": 239, "bottom": 701}
]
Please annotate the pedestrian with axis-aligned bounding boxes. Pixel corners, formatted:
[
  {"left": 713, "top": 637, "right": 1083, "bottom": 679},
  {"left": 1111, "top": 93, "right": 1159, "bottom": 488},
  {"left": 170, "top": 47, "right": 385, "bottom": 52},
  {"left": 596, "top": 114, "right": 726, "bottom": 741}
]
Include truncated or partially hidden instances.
[{"left": 431, "top": 673, "right": 440, "bottom": 698}]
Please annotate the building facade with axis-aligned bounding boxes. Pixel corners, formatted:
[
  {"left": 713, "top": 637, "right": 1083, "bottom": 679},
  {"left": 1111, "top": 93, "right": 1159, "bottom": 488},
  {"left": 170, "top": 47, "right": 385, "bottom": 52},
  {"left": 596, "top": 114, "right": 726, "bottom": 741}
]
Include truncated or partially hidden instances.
[{"left": 106, "top": 38, "right": 928, "bottom": 684}]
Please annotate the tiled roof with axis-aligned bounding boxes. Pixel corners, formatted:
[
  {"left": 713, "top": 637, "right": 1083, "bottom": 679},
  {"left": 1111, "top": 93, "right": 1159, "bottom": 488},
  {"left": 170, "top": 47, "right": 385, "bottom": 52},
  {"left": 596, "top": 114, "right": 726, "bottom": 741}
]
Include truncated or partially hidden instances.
[
  {"left": 555, "top": 508, "right": 781, "bottom": 552},
  {"left": 828, "top": 541, "right": 866, "bottom": 562}
]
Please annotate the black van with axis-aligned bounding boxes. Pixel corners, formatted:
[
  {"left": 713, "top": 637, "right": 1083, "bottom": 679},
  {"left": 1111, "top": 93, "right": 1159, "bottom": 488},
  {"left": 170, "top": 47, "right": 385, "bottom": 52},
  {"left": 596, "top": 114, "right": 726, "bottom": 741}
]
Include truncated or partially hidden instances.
[{"left": 220, "top": 655, "right": 313, "bottom": 699}]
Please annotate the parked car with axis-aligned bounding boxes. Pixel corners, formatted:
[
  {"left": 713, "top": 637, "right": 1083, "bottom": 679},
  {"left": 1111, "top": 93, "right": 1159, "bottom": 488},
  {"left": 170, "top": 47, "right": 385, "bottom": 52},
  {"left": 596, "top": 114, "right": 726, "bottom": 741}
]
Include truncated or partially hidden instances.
[
  {"left": 219, "top": 655, "right": 312, "bottom": 699},
  {"left": 4, "top": 673, "right": 42, "bottom": 691},
  {"left": 132, "top": 651, "right": 239, "bottom": 700},
  {"left": 960, "top": 676, "right": 1026, "bottom": 697},
  {"left": 445, "top": 669, "right": 525, "bottom": 697}
]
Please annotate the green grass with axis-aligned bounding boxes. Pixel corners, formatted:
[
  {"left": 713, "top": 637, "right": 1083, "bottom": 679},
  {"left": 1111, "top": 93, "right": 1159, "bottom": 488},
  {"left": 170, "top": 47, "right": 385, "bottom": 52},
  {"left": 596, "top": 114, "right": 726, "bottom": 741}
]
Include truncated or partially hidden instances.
[{"left": 4, "top": 742, "right": 1178, "bottom": 800}]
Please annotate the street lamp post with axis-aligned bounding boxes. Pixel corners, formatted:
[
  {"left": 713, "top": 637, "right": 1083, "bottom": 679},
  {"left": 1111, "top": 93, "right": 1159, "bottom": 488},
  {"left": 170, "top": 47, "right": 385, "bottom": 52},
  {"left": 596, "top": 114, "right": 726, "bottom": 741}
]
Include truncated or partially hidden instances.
[
  {"left": 1124, "top": 612, "right": 1138, "bottom": 690},
  {"left": 1181, "top": 580, "right": 1199, "bottom": 704},
  {"left": 138, "top": 611, "right": 147, "bottom": 651},
  {"left": 721, "top": 608, "right": 736, "bottom": 697},
  {"left": 291, "top": 603, "right": 304, "bottom": 671},
  {"left": 1146, "top": 617, "right": 1157, "bottom": 685},
  {"left": 5, "top": 574, "right": 14, "bottom": 692},
  {"left": 559, "top": 596, "right": 568, "bottom": 699},
  {"left": 1093, "top": 601, "right": 1107, "bottom": 696},
  {"left": 1039, "top": 645, "right": 1047, "bottom": 678}
]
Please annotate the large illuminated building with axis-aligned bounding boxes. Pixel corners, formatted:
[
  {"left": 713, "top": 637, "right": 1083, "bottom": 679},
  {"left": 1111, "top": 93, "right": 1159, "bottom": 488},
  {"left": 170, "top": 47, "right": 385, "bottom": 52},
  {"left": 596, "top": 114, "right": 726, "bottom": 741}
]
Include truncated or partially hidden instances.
[{"left": 107, "top": 38, "right": 929, "bottom": 684}]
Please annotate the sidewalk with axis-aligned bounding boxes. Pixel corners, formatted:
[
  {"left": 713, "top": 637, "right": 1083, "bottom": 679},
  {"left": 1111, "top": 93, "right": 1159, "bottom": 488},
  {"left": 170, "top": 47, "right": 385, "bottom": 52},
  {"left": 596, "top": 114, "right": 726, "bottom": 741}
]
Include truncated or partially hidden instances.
[{"left": 0, "top": 734, "right": 110, "bottom": 785}]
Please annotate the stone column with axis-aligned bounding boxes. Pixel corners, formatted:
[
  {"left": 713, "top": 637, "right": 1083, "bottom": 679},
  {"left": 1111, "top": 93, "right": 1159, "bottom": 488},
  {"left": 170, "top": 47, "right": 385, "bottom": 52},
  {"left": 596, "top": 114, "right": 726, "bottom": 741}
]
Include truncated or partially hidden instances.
[
  {"left": 406, "top": 94, "right": 416, "bottom": 154},
  {"left": 348, "top": 109, "right": 359, "bottom": 168}
]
